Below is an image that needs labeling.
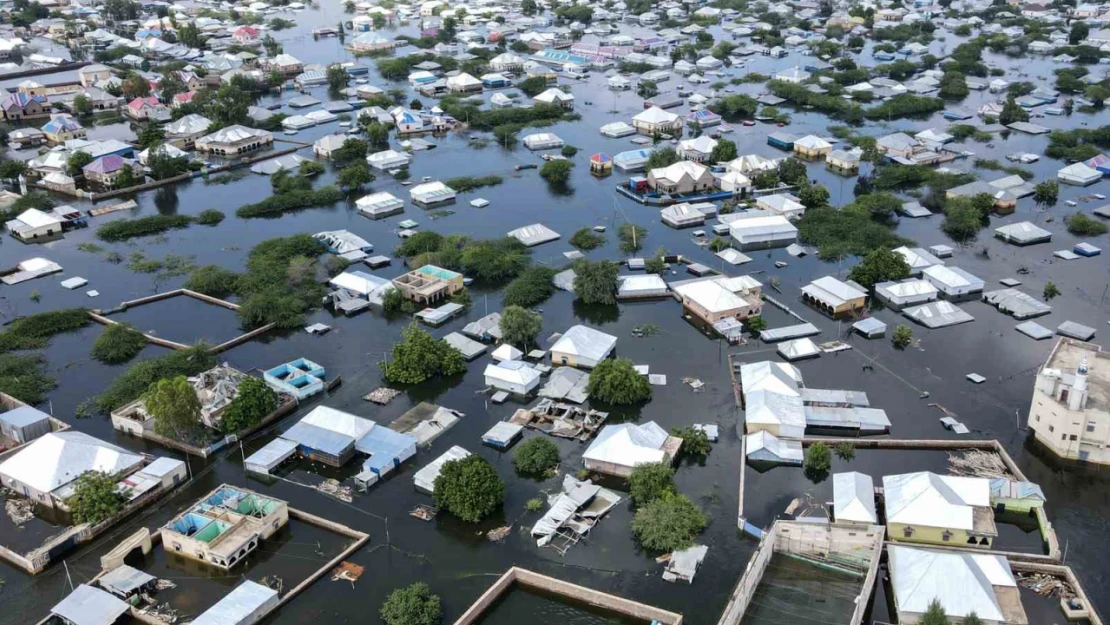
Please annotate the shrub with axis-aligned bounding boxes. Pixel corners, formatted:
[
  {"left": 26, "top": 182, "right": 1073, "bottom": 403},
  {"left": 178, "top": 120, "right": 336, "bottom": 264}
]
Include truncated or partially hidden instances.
[
  {"left": 618, "top": 223, "right": 647, "bottom": 253},
  {"left": 433, "top": 455, "right": 504, "bottom": 522},
  {"left": 220, "top": 377, "right": 279, "bottom": 434},
  {"left": 145, "top": 375, "right": 205, "bottom": 443},
  {"left": 834, "top": 442, "right": 856, "bottom": 461},
  {"left": 848, "top": 247, "right": 911, "bottom": 289},
  {"left": 513, "top": 437, "right": 560, "bottom": 477},
  {"left": 1065, "top": 213, "right": 1108, "bottom": 236},
  {"left": 804, "top": 442, "right": 832, "bottom": 481},
  {"left": 671, "top": 426, "right": 711, "bottom": 457},
  {"left": 892, "top": 324, "right": 914, "bottom": 349},
  {"left": 797, "top": 206, "right": 912, "bottom": 260},
  {"left": 443, "top": 175, "right": 503, "bottom": 192},
  {"left": 90, "top": 323, "right": 147, "bottom": 364},
  {"left": 628, "top": 462, "right": 676, "bottom": 505},
  {"left": 561, "top": 145, "right": 578, "bottom": 157},
  {"left": 381, "top": 324, "right": 466, "bottom": 384},
  {"left": 184, "top": 265, "right": 241, "bottom": 298},
  {"left": 380, "top": 582, "right": 442, "bottom": 625},
  {"left": 196, "top": 209, "right": 225, "bottom": 226},
  {"left": 1044, "top": 281, "right": 1061, "bottom": 301},
  {"left": 0, "top": 353, "right": 57, "bottom": 405},
  {"left": 568, "top": 227, "right": 605, "bottom": 250},
  {"left": 0, "top": 309, "right": 89, "bottom": 353},
  {"left": 236, "top": 186, "right": 344, "bottom": 217},
  {"left": 526, "top": 497, "right": 544, "bottom": 512},
  {"left": 588, "top": 358, "right": 652, "bottom": 405},
  {"left": 572, "top": 259, "right": 619, "bottom": 305},
  {"left": 540, "top": 159, "right": 573, "bottom": 184},
  {"left": 91, "top": 345, "right": 217, "bottom": 414},
  {"left": 631, "top": 492, "right": 707, "bottom": 552},
  {"left": 96, "top": 214, "right": 194, "bottom": 242},
  {"left": 499, "top": 305, "right": 542, "bottom": 349}
]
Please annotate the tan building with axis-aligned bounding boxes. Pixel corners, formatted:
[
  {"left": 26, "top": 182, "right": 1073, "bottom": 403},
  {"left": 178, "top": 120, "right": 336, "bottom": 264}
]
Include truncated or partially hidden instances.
[
  {"left": 77, "top": 63, "right": 112, "bottom": 87},
  {"left": 161, "top": 485, "right": 288, "bottom": 569},
  {"left": 801, "top": 276, "right": 867, "bottom": 317},
  {"left": 195, "top": 124, "right": 274, "bottom": 156},
  {"left": 391, "top": 264, "right": 464, "bottom": 305},
  {"left": 672, "top": 276, "right": 762, "bottom": 325},
  {"left": 647, "top": 161, "right": 715, "bottom": 195},
  {"left": 1028, "top": 338, "right": 1110, "bottom": 465}
]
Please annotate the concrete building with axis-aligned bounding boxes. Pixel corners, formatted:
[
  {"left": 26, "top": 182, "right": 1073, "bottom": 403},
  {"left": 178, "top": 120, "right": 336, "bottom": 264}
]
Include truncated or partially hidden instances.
[
  {"left": 632, "top": 106, "right": 682, "bottom": 135},
  {"left": 888, "top": 546, "right": 1028, "bottom": 625},
  {"left": 583, "top": 422, "right": 682, "bottom": 477},
  {"left": 484, "top": 360, "right": 541, "bottom": 395},
  {"left": 672, "top": 275, "right": 763, "bottom": 326},
  {"left": 647, "top": 161, "right": 715, "bottom": 195},
  {"left": 6, "top": 208, "right": 63, "bottom": 241},
  {"left": 793, "top": 134, "right": 833, "bottom": 158},
  {"left": 1028, "top": 338, "right": 1110, "bottom": 465},
  {"left": 727, "top": 212, "right": 798, "bottom": 250},
  {"left": 883, "top": 471, "right": 997, "bottom": 548},
  {"left": 164, "top": 114, "right": 212, "bottom": 149},
  {"left": 161, "top": 485, "right": 288, "bottom": 569},
  {"left": 195, "top": 125, "right": 274, "bottom": 156},
  {"left": 550, "top": 325, "right": 617, "bottom": 368},
  {"left": 756, "top": 193, "right": 806, "bottom": 220},
  {"left": 391, "top": 264, "right": 464, "bottom": 305},
  {"left": 801, "top": 276, "right": 867, "bottom": 316},
  {"left": 0, "top": 431, "right": 143, "bottom": 510}
]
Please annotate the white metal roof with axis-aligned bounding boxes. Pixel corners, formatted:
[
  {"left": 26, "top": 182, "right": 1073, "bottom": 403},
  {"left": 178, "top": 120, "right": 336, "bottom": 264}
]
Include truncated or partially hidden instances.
[
  {"left": 673, "top": 279, "right": 748, "bottom": 313},
  {"left": 740, "top": 361, "right": 801, "bottom": 396},
  {"left": 413, "top": 445, "right": 471, "bottom": 492},
  {"left": 744, "top": 430, "right": 803, "bottom": 462},
  {"left": 330, "top": 270, "right": 390, "bottom": 296},
  {"left": 583, "top": 421, "right": 668, "bottom": 467},
  {"left": 633, "top": 105, "right": 679, "bottom": 124},
  {"left": 15, "top": 208, "right": 63, "bottom": 229},
  {"left": 922, "top": 264, "right": 984, "bottom": 290},
  {"left": 298, "top": 405, "right": 375, "bottom": 441},
  {"left": 550, "top": 325, "right": 617, "bottom": 362},
  {"left": 483, "top": 360, "right": 540, "bottom": 386},
  {"left": 0, "top": 431, "right": 142, "bottom": 495},
  {"left": 883, "top": 471, "right": 990, "bottom": 530},
  {"left": 889, "top": 545, "right": 1018, "bottom": 622},
  {"left": 833, "top": 472, "right": 877, "bottom": 524},
  {"left": 51, "top": 585, "right": 129, "bottom": 625},
  {"left": 802, "top": 276, "right": 865, "bottom": 307},
  {"left": 189, "top": 581, "right": 279, "bottom": 625}
]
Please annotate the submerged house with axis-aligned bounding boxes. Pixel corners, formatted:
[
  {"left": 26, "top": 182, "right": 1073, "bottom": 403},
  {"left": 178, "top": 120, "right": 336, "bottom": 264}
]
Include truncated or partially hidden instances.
[
  {"left": 550, "top": 325, "right": 617, "bottom": 368},
  {"left": 801, "top": 276, "right": 867, "bottom": 317},
  {"left": 161, "top": 485, "right": 288, "bottom": 569},
  {"left": 484, "top": 360, "right": 542, "bottom": 395},
  {"left": 583, "top": 422, "right": 682, "bottom": 477},
  {"left": 888, "top": 546, "right": 1028, "bottom": 625},
  {"left": 883, "top": 471, "right": 997, "bottom": 548},
  {"left": 263, "top": 358, "right": 326, "bottom": 400}
]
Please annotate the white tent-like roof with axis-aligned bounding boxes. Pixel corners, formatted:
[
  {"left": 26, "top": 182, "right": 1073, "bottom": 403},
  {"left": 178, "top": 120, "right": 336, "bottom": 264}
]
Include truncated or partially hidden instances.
[
  {"left": 483, "top": 360, "right": 540, "bottom": 388},
  {"left": 583, "top": 422, "right": 669, "bottom": 468},
  {"left": 889, "top": 545, "right": 1023, "bottom": 623},
  {"left": 833, "top": 472, "right": 877, "bottom": 524},
  {"left": 491, "top": 343, "right": 523, "bottom": 362},
  {"left": 0, "top": 431, "right": 142, "bottom": 495},
  {"left": 550, "top": 325, "right": 617, "bottom": 364}
]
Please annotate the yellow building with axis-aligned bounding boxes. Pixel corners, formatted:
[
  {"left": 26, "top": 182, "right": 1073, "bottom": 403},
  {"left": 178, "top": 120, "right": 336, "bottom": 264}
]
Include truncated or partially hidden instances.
[
  {"left": 883, "top": 472, "right": 997, "bottom": 548},
  {"left": 801, "top": 276, "right": 867, "bottom": 317}
]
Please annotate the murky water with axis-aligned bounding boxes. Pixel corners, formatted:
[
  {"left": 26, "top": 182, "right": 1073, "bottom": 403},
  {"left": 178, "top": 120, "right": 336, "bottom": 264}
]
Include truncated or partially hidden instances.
[{"left": 1, "top": 8, "right": 1109, "bottom": 625}]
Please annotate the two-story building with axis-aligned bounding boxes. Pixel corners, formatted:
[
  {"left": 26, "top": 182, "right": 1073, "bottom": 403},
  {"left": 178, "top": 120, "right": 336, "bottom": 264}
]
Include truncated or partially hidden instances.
[{"left": 1028, "top": 338, "right": 1110, "bottom": 465}]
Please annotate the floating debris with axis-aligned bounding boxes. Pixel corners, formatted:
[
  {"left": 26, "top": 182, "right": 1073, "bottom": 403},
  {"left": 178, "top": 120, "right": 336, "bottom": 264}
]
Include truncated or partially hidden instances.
[
  {"left": 682, "top": 377, "right": 705, "bottom": 390},
  {"left": 4, "top": 496, "right": 34, "bottom": 525},
  {"left": 1016, "top": 572, "right": 1075, "bottom": 598},
  {"left": 138, "top": 601, "right": 181, "bottom": 623},
  {"left": 948, "top": 450, "right": 1011, "bottom": 479},
  {"left": 331, "top": 561, "right": 365, "bottom": 585},
  {"left": 410, "top": 504, "right": 437, "bottom": 521},
  {"left": 260, "top": 575, "right": 283, "bottom": 593},
  {"left": 316, "top": 478, "right": 353, "bottom": 503},
  {"left": 154, "top": 579, "right": 177, "bottom": 590},
  {"left": 508, "top": 399, "right": 608, "bottom": 441},
  {"left": 631, "top": 324, "right": 660, "bottom": 337},
  {"left": 364, "top": 387, "right": 401, "bottom": 404},
  {"left": 487, "top": 526, "right": 511, "bottom": 541}
]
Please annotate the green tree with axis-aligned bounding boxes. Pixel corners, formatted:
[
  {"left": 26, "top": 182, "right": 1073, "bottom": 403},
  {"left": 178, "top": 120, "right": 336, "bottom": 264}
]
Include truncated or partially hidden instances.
[
  {"left": 921, "top": 599, "right": 951, "bottom": 625},
  {"left": 630, "top": 492, "right": 707, "bottom": 552},
  {"left": 220, "top": 377, "right": 279, "bottom": 434},
  {"left": 804, "top": 441, "right": 832, "bottom": 481},
  {"left": 365, "top": 122, "right": 390, "bottom": 148},
  {"left": 645, "top": 147, "right": 679, "bottom": 170},
  {"left": 67, "top": 471, "right": 126, "bottom": 524},
  {"left": 892, "top": 324, "right": 914, "bottom": 349},
  {"left": 158, "top": 73, "right": 186, "bottom": 102},
  {"left": 1065, "top": 212, "right": 1108, "bottom": 236},
  {"left": 941, "top": 197, "right": 984, "bottom": 242},
  {"left": 433, "top": 454, "right": 504, "bottom": 522},
  {"left": 337, "top": 161, "right": 375, "bottom": 191},
  {"left": 568, "top": 227, "right": 605, "bottom": 250},
  {"left": 848, "top": 247, "right": 911, "bottom": 289},
  {"left": 746, "top": 316, "right": 767, "bottom": 333},
  {"left": 517, "top": 75, "right": 548, "bottom": 97},
  {"left": 333, "top": 138, "right": 368, "bottom": 162},
  {"left": 499, "top": 305, "right": 542, "bottom": 349},
  {"left": 90, "top": 323, "right": 146, "bottom": 364},
  {"left": 834, "top": 442, "right": 856, "bottom": 461},
  {"left": 521, "top": 0, "right": 537, "bottom": 15},
  {"left": 963, "top": 612, "right": 982, "bottom": 625},
  {"left": 68, "top": 150, "right": 94, "bottom": 176},
  {"left": 637, "top": 79, "right": 659, "bottom": 99},
  {"left": 380, "top": 582, "right": 442, "bottom": 625},
  {"left": 999, "top": 94, "right": 1029, "bottom": 125},
  {"left": 1043, "top": 281, "right": 1061, "bottom": 301},
  {"left": 1070, "top": 22, "right": 1089, "bottom": 46},
  {"left": 671, "top": 426, "right": 711, "bottom": 457},
  {"left": 587, "top": 357, "right": 652, "bottom": 405},
  {"left": 540, "top": 159, "right": 573, "bottom": 184},
  {"left": 797, "top": 181, "right": 830, "bottom": 208},
  {"left": 644, "top": 247, "right": 666, "bottom": 274},
  {"left": 1033, "top": 180, "right": 1059, "bottom": 207},
  {"left": 777, "top": 157, "right": 808, "bottom": 185},
  {"left": 122, "top": 74, "right": 151, "bottom": 99},
  {"left": 628, "top": 462, "right": 676, "bottom": 505},
  {"left": 144, "top": 375, "right": 203, "bottom": 442},
  {"left": 513, "top": 437, "right": 559, "bottom": 477},
  {"left": 72, "top": 94, "right": 93, "bottom": 117},
  {"left": 938, "top": 70, "right": 969, "bottom": 99},
  {"left": 381, "top": 324, "right": 466, "bottom": 384},
  {"left": 0, "top": 159, "right": 27, "bottom": 180},
  {"left": 710, "top": 138, "right": 737, "bottom": 163},
  {"left": 573, "top": 259, "right": 618, "bottom": 305},
  {"left": 327, "top": 64, "right": 349, "bottom": 92},
  {"left": 502, "top": 267, "right": 557, "bottom": 307}
]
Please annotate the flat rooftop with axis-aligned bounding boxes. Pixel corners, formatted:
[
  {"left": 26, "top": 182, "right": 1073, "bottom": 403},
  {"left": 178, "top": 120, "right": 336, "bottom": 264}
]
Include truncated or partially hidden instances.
[{"left": 1047, "top": 339, "right": 1110, "bottom": 411}]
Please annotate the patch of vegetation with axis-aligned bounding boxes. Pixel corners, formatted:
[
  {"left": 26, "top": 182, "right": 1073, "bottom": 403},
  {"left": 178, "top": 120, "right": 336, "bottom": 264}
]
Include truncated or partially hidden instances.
[
  {"left": 797, "top": 205, "right": 912, "bottom": 260},
  {"left": 540, "top": 159, "right": 573, "bottom": 185},
  {"left": 235, "top": 235, "right": 329, "bottom": 330},
  {"left": 196, "top": 209, "right": 225, "bottom": 226},
  {"left": 184, "top": 265, "right": 240, "bottom": 298},
  {"left": 381, "top": 323, "right": 466, "bottom": 384},
  {"left": 631, "top": 492, "right": 707, "bottom": 552},
  {"left": 88, "top": 345, "right": 216, "bottom": 415},
  {"left": 629, "top": 462, "right": 676, "bottom": 505},
  {"left": 220, "top": 377, "right": 279, "bottom": 434},
  {"left": 236, "top": 186, "right": 344, "bottom": 218},
  {"left": 974, "top": 158, "right": 1033, "bottom": 180},
  {"left": 96, "top": 214, "right": 194, "bottom": 242},
  {"left": 848, "top": 247, "right": 911, "bottom": 289},
  {"left": 587, "top": 357, "right": 652, "bottom": 405},
  {"left": 892, "top": 324, "right": 914, "bottom": 349},
  {"left": 618, "top": 223, "right": 647, "bottom": 253},
  {"left": 502, "top": 267, "right": 557, "bottom": 307},
  {"left": 443, "top": 175, "right": 503, "bottom": 193},
  {"left": 67, "top": 471, "right": 126, "bottom": 525},
  {"left": 513, "top": 437, "right": 560, "bottom": 477},
  {"left": 671, "top": 426, "right": 711, "bottom": 458},
  {"left": 0, "top": 309, "right": 89, "bottom": 353},
  {"left": 90, "top": 323, "right": 147, "bottom": 364},
  {"left": 834, "top": 442, "right": 856, "bottom": 461},
  {"left": 433, "top": 454, "right": 504, "bottom": 522},
  {"left": 499, "top": 305, "right": 542, "bottom": 349},
  {"left": 569, "top": 227, "right": 605, "bottom": 250},
  {"left": 396, "top": 232, "right": 532, "bottom": 284},
  {"left": 1044, "top": 282, "right": 1061, "bottom": 301},
  {"left": 572, "top": 259, "right": 618, "bottom": 305},
  {"left": 526, "top": 497, "right": 544, "bottom": 512},
  {"left": 380, "top": 582, "right": 442, "bottom": 625},
  {"left": 804, "top": 441, "right": 832, "bottom": 482},
  {"left": 1065, "top": 213, "right": 1108, "bottom": 236},
  {"left": 0, "top": 353, "right": 57, "bottom": 405},
  {"left": 145, "top": 375, "right": 206, "bottom": 443}
]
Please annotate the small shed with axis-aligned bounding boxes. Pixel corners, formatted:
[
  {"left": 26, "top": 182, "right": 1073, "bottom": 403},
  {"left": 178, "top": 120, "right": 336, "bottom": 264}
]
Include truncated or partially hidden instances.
[
  {"left": 0, "top": 405, "right": 52, "bottom": 444},
  {"left": 50, "top": 585, "right": 129, "bottom": 625},
  {"left": 483, "top": 360, "right": 541, "bottom": 395},
  {"left": 853, "top": 317, "right": 887, "bottom": 339},
  {"left": 744, "top": 430, "right": 802, "bottom": 466},
  {"left": 833, "top": 472, "right": 877, "bottom": 524},
  {"left": 98, "top": 565, "right": 156, "bottom": 599},
  {"left": 482, "top": 422, "right": 524, "bottom": 449}
]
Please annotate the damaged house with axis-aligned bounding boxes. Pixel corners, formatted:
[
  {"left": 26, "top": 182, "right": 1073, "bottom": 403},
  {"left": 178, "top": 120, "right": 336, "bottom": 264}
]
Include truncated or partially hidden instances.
[{"left": 532, "top": 474, "right": 622, "bottom": 554}]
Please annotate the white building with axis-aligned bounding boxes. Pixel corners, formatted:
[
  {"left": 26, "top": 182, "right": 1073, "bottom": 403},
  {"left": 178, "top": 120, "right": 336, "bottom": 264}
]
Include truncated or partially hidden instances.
[
  {"left": 483, "top": 360, "right": 541, "bottom": 395},
  {"left": 1028, "top": 339, "right": 1110, "bottom": 465},
  {"left": 0, "top": 431, "right": 144, "bottom": 509},
  {"left": 756, "top": 193, "right": 806, "bottom": 220},
  {"left": 550, "top": 325, "right": 617, "bottom": 368},
  {"left": 6, "top": 208, "right": 63, "bottom": 241},
  {"left": 833, "top": 472, "right": 877, "bottom": 524},
  {"left": 583, "top": 422, "right": 680, "bottom": 477},
  {"left": 921, "top": 264, "right": 984, "bottom": 298},
  {"left": 728, "top": 213, "right": 798, "bottom": 250},
  {"left": 888, "top": 546, "right": 1028, "bottom": 625}
]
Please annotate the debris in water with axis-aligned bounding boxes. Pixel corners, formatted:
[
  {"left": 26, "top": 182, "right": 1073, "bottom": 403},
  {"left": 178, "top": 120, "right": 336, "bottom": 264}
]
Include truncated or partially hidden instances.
[
  {"left": 364, "top": 387, "right": 401, "bottom": 404},
  {"left": 1016, "top": 572, "right": 1075, "bottom": 598},
  {"left": 410, "top": 504, "right": 437, "bottom": 521},
  {"left": 631, "top": 324, "right": 659, "bottom": 337},
  {"left": 154, "top": 579, "right": 177, "bottom": 590},
  {"left": 331, "top": 561, "right": 365, "bottom": 585},
  {"left": 682, "top": 377, "right": 705, "bottom": 390},
  {"left": 948, "top": 450, "right": 1011, "bottom": 479},
  {"left": 317, "top": 479, "right": 353, "bottom": 502},
  {"left": 261, "top": 575, "right": 283, "bottom": 593},
  {"left": 487, "top": 526, "right": 511, "bottom": 541},
  {"left": 5, "top": 496, "right": 34, "bottom": 525}
]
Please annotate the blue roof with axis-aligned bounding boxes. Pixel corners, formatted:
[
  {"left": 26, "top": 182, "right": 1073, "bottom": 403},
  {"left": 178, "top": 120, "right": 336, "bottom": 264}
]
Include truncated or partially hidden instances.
[
  {"left": 0, "top": 405, "right": 50, "bottom": 428},
  {"left": 282, "top": 421, "right": 354, "bottom": 456},
  {"left": 356, "top": 426, "right": 416, "bottom": 473}
]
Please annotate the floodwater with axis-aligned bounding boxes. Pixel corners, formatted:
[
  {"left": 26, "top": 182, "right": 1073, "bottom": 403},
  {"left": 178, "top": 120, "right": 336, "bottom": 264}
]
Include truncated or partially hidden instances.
[{"left": 1, "top": 6, "right": 1109, "bottom": 625}]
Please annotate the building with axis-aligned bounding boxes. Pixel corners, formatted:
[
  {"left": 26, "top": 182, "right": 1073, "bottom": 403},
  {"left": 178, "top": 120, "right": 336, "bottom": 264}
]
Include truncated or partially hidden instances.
[
  {"left": 77, "top": 63, "right": 113, "bottom": 87},
  {"left": 6, "top": 208, "right": 64, "bottom": 241},
  {"left": 921, "top": 264, "right": 985, "bottom": 298},
  {"left": 164, "top": 113, "right": 212, "bottom": 149},
  {"left": 756, "top": 193, "right": 806, "bottom": 220},
  {"left": 409, "top": 181, "right": 456, "bottom": 207},
  {"left": 484, "top": 360, "right": 542, "bottom": 395},
  {"left": 727, "top": 212, "right": 798, "bottom": 250},
  {"left": 583, "top": 422, "right": 682, "bottom": 477},
  {"left": 672, "top": 276, "right": 763, "bottom": 325},
  {"left": 888, "top": 546, "right": 1028, "bottom": 625},
  {"left": 883, "top": 471, "right": 997, "bottom": 548},
  {"left": 989, "top": 478, "right": 1046, "bottom": 513},
  {"left": 41, "top": 115, "right": 86, "bottom": 144},
  {"left": 356, "top": 191, "right": 404, "bottom": 219},
  {"left": 0, "top": 431, "right": 144, "bottom": 510},
  {"left": 1, "top": 93, "right": 48, "bottom": 121},
  {"left": 0, "top": 400, "right": 54, "bottom": 446},
  {"left": 793, "top": 134, "right": 833, "bottom": 158},
  {"left": 677, "top": 135, "right": 717, "bottom": 162},
  {"left": 833, "top": 472, "right": 877, "bottom": 524},
  {"left": 801, "top": 276, "right": 867, "bottom": 316},
  {"left": 875, "top": 279, "right": 939, "bottom": 309},
  {"left": 112, "top": 364, "right": 252, "bottom": 435},
  {"left": 647, "top": 160, "right": 715, "bottom": 195},
  {"left": 195, "top": 125, "right": 274, "bottom": 156},
  {"left": 632, "top": 106, "right": 682, "bottom": 135},
  {"left": 550, "top": 325, "right": 618, "bottom": 368},
  {"left": 124, "top": 96, "right": 166, "bottom": 121},
  {"left": 82, "top": 155, "right": 141, "bottom": 188},
  {"left": 263, "top": 358, "right": 326, "bottom": 400},
  {"left": 391, "top": 264, "right": 464, "bottom": 305},
  {"left": 190, "top": 581, "right": 280, "bottom": 625},
  {"left": 50, "top": 585, "right": 129, "bottom": 625},
  {"left": 1028, "top": 338, "right": 1110, "bottom": 464},
  {"left": 534, "top": 87, "right": 575, "bottom": 108},
  {"left": 660, "top": 203, "right": 706, "bottom": 228},
  {"left": 161, "top": 485, "right": 288, "bottom": 569}
]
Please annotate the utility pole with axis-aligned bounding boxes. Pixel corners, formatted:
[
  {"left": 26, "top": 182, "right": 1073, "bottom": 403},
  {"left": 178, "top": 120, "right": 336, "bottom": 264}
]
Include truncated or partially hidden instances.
[{"left": 63, "top": 561, "right": 74, "bottom": 592}]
